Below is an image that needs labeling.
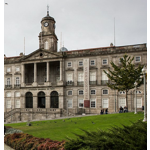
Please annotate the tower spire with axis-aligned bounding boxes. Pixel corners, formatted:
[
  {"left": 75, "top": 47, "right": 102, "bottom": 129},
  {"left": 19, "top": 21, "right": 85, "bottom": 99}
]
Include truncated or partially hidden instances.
[{"left": 47, "top": 4, "right": 49, "bottom": 16}]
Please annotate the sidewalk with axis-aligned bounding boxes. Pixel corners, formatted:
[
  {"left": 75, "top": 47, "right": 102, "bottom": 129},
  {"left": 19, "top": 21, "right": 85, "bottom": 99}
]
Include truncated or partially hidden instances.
[{"left": 4, "top": 144, "right": 14, "bottom": 150}]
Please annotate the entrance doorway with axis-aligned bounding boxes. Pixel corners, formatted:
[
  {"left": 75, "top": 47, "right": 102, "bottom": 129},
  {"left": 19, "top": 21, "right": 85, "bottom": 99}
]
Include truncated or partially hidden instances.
[
  {"left": 25, "top": 92, "right": 33, "bottom": 108},
  {"left": 50, "top": 91, "right": 59, "bottom": 108},
  {"left": 38, "top": 91, "right": 45, "bottom": 108}
]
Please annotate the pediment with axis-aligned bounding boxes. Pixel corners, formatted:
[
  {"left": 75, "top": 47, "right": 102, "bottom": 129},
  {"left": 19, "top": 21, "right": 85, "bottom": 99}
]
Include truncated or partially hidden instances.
[{"left": 21, "top": 49, "right": 62, "bottom": 61}]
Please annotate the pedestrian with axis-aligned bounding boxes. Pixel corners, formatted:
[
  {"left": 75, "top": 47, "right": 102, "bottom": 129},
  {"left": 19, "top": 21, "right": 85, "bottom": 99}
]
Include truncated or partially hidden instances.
[
  {"left": 119, "top": 106, "right": 123, "bottom": 113},
  {"left": 100, "top": 109, "right": 103, "bottom": 114},
  {"left": 105, "top": 108, "right": 108, "bottom": 114},
  {"left": 4, "top": 126, "right": 6, "bottom": 135}
]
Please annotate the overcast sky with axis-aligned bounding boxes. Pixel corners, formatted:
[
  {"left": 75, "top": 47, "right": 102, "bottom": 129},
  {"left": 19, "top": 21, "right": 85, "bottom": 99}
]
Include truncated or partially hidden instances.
[{"left": 4, "top": 0, "right": 147, "bottom": 57}]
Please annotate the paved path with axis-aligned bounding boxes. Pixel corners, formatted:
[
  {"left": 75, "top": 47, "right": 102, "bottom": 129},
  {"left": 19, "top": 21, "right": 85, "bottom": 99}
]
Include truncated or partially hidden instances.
[{"left": 4, "top": 144, "right": 14, "bottom": 150}]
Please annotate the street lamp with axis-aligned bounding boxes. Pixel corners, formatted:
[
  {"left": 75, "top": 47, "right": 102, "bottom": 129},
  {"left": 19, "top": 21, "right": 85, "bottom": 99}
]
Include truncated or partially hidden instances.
[
  {"left": 142, "top": 67, "right": 147, "bottom": 122},
  {"left": 134, "top": 81, "right": 138, "bottom": 114}
]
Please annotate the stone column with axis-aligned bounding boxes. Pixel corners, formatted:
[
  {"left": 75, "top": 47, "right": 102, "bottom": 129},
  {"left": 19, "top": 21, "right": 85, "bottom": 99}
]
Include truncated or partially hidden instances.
[
  {"left": 34, "top": 63, "right": 37, "bottom": 82},
  {"left": 46, "top": 96, "right": 50, "bottom": 108},
  {"left": 47, "top": 62, "right": 49, "bottom": 82},
  {"left": 21, "top": 64, "right": 25, "bottom": 86},
  {"left": 33, "top": 96, "right": 37, "bottom": 108},
  {"left": 60, "top": 61, "right": 62, "bottom": 81},
  {"left": 33, "top": 63, "right": 37, "bottom": 86}
]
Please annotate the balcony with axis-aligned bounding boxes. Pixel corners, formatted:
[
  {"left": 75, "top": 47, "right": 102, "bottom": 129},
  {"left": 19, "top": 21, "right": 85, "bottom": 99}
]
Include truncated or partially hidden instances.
[
  {"left": 89, "top": 81, "right": 97, "bottom": 85},
  {"left": 77, "top": 81, "right": 84, "bottom": 86},
  {"left": 66, "top": 81, "right": 74, "bottom": 86},
  {"left": 5, "top": 85, "right": 12, "bottom": 89},
  {"left": 101, "top": 80, "right": 110, "bottom": 85},
  {"left": 14, "top": 84, "right": 21, "bottom": 88}
]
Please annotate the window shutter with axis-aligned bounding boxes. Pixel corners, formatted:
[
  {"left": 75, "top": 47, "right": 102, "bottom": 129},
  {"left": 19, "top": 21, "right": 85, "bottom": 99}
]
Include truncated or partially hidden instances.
[
  {"left": 102, "top": 71, "right": 108, "bottom": 80},
  {"left": 102, "top": 98, "right": 108, "bottom": 108},
  {"left": 90, "top": 72, "right": 96, "bottom": 81},
  {"left": 119, "top": 98, "right": 126, "bottom": 107}
]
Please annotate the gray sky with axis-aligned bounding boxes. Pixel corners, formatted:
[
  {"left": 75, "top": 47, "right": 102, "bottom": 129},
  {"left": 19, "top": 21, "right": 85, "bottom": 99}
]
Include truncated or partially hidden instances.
[{"left": 4, "top": 0, "right": 147, "bottom": 57}]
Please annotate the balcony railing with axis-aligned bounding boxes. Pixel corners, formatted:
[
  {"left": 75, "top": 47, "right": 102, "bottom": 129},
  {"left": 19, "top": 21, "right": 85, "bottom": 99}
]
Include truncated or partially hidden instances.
[
  {"left": 5, "top": 85, "right": 12, "bottom": 88},
  {"left": 14, "top": 84, "right": 21, "bottom": 88},
  {"left": 66, "top": 81, "right": 74, "bottom": 86},
  {"left": 77, "top": 81, "right": 84, "bottom": 86},
  {"left": 89, "top": 81, "right": 97, "bottom": 85},
  {"left": 101, "top": 80, "right": 110, "bottom": 85}
]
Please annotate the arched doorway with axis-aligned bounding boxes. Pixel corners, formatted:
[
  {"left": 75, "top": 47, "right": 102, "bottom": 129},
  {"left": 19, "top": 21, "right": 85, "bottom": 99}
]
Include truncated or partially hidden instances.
[
  {"left": 50, "top": 91, "right": 59, "bottom": 108},
  {"left": 25, "top": 92, "right": 33, "bottom": 108},
  {"left": 38, "top": 91, "right": 45, "bottom": 108}
]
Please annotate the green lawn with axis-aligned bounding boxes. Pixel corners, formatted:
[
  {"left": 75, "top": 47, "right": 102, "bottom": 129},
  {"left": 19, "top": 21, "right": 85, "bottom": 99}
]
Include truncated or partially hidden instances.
[{"left": 5, "top": 112, "right": 144, "bottom": 141}]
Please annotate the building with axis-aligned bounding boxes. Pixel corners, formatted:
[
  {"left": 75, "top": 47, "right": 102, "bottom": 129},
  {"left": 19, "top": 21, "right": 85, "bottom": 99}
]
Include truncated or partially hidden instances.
[{"left": 4, "top": 9, "right": 147, "bottom": 123}]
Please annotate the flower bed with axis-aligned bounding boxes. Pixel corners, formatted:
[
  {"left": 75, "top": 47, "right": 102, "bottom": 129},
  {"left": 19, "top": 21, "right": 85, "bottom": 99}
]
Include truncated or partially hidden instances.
[{"left": 4, "top": 133, "right": 65, "bottom": 150}]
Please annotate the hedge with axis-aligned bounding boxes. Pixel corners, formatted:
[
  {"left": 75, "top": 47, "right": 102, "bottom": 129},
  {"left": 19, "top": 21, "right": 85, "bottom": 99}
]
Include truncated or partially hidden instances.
[{"left": 4, "top": 133, "right": 65, "bottom": 150}]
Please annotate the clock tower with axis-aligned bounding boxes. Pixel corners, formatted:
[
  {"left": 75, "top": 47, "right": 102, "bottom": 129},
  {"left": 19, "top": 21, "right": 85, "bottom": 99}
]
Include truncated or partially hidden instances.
[{"left": 39, "top": 6, "right": 58, "bottom": 52}]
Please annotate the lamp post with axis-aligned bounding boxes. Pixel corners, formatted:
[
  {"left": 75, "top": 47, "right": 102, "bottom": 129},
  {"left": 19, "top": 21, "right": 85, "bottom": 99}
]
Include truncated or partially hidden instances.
[
  {"left": 67, "top": 100, "right": 68, "bottom": 117},
  {"left": 115, "top": 89, "right": 116, "bottom": 112},
  {"left": 134, "top": 81, "right": 138, "bottom": 114},
  {"left": 142, "top": 67, "right": 147, "bottom": 122}
]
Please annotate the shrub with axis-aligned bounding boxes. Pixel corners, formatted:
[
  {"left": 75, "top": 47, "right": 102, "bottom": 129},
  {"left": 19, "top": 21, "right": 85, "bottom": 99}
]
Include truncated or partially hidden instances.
[
  {"left": 64, "top": 120, "right": 147, "bottom": 150},
  {"left": 5, "top": 126, "right": 23, "bottom": 135},
  {"left": 4, "top": 133, "right": 65, "bottom": 150}
]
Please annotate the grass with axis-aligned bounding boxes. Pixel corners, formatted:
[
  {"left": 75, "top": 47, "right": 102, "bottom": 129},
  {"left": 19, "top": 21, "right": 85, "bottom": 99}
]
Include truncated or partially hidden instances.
[{"left": 5, "top": 112, "right": 144, "bottom": 141}]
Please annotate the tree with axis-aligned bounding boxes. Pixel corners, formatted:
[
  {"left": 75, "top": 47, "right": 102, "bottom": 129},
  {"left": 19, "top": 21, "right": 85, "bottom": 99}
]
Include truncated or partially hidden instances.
[{"left": 103, "top": 54, "right": 144, "bottom": 108}]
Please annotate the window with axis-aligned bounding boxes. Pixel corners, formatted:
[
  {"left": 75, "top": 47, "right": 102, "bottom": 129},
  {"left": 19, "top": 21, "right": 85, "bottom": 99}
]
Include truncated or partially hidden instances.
[
  {"left": 135, "top": 56, "right": 141, "bottom": 62},
  {"left": 7, "top": 100, "right": 11, "bottom": 108},
  {"left": 91, "top": 90, "right": 96, "bottom": 95},
  {"left": 78, "top": 99, "right": 84, "bottom": 108},
  {"left": 102, "top": 89, "right": 108, "bottom": 95},
  {"left": 102, "top": 59, "right": 108, "bottom": 65},
  {"left": 15, "top": 92, "right": 20, "bottom": 97},
  {"left": 66, "top": 73, "right": 73, "bottom": 81},
  {"left": 79, "top": 90, "right": 84, "bottom": 95},
  {"left": 68, "top": 91, "right": 73, "bottom": 96},
  {"left": 16, "top": 77, "right": 20, "bottom": 85},
  {"left": 7, "top": 67, "right": 11, "bottom": 72},
  {"left": 119, "top": 98, "right": 126, "bottom": 108},
  {"left": 102, "top": 98, "right": 108, "bottom": 108},
  {"left": 68, "top": 100, "right": 73, "bottom": 108},
  {"left": 90, "top": 60, "right": 95, "bottom": 66},
  {"left": 136, "top": 91, "right": 142, "bottom": 94},
  {"left": 90, "top": 72, "right": 96, "bottom": 81},
  {"left": 67, "top": 62, "right": 72, "bottom": 67},
  {"left": 6, "top": 78, "right": 11, "bottom": 85},
  {"left": 16, "top": 67, "right": 20, "bottom": 72},
  {"left": 79, "top": 61, "right": 83, "bottom": 66},
  {"left": 78, "top": 72, "right": 84, "bottom": 81},
  {"left": 134, "top": 98, "right": 142, "bottom": 108},
  {"left": 15, "top": 100, "right": 20, "bottom": 108},
  {"left": 6, "top": 92, "right": 11, "bottom": 97},
  {"left": 119, "top": 91, "right": 126, "bottom": 94},
  {"left": 91, "top": 99, "right": 96, "bottom": 108},
  {"left": 102, "top": 70, "right": 108, "bottom": 80}
]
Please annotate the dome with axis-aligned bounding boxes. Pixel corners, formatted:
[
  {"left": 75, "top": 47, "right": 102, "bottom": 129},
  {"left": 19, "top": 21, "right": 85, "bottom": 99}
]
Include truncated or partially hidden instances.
[
  {"left": 41, "top": 14, "right": 55, "bottom": 22},
  {"left": 59, "top": 46, "right": 68, "bottom": 52}
]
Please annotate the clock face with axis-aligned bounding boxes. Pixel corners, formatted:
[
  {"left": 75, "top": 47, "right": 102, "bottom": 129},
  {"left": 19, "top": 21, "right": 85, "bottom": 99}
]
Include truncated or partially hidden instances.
[{"left": 44, "top": 22, "right": 49, "bottom": 27}]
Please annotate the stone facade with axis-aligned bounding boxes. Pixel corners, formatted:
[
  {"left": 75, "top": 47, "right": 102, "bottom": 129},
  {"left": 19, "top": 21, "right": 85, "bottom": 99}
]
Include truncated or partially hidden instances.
[{"left": 4, "top": 10, "right": 147, "bottom": 123}]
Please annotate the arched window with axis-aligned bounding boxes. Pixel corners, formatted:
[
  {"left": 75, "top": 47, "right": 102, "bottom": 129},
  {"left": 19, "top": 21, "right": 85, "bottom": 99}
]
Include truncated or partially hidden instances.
[
  {"left": 50, "top": 91, "right": 59, "bottom": 108},
  {"left": 25, "top": 92, "right": 33, "bottom": 108},
  {"left": 38, "top": 91, "right": 45, "bottom": 108}
]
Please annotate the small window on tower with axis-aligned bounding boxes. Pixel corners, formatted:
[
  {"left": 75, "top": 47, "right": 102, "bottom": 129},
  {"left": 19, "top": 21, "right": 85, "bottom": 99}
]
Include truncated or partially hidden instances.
[{"left": 40, "top": 53, "right": 43, "bottom": 57}]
